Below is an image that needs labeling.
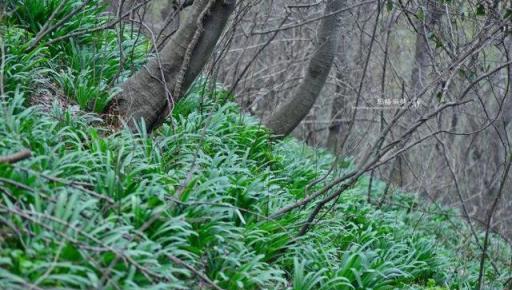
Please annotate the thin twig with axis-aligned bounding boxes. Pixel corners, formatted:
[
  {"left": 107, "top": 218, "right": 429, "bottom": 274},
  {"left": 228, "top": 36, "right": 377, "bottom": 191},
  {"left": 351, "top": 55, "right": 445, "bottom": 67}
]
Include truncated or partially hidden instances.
[
  {"left": 168, "top": 255, "right": 225, "bottom": 290},
  {"left": 477, "top": 154, "right": 512, "bottom": 289},
  {"left": 27, "top": 0, "right": 93, "bottom": 52},
  {"left": 42, "top": 0, "right": 153, "bottom": 48}
]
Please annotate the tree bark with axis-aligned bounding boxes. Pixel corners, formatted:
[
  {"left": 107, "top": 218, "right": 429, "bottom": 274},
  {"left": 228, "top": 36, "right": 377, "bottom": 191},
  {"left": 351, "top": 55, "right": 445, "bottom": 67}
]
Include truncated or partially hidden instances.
[
  {"left": 326, "top": 33, "right": 349, "bottom": 154},
  {"left": 410, "top": 0, "right": 442, "bottom": 97},
  {"left": 111, "top": 0, "right": 235, "bottom": 132},
  {"left": 389, "top": 0, "right": 441, "bottom": 187},
  {"left": 263, "top": 0, "right": 345, "bottom": 137}
]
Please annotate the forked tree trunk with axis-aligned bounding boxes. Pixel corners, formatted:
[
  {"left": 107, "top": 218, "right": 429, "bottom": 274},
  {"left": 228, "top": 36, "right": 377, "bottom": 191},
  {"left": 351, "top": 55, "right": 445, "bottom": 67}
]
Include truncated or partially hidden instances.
[
  {"left": 111, "top": 0, "right": 235, "bottom": 131},
  {"left": 263, "top": 0, "right": 345, "bottom": 137}
]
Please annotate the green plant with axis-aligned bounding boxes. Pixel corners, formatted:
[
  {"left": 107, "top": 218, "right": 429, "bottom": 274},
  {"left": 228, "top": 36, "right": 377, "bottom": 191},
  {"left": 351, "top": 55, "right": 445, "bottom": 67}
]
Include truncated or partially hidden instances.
[
  {"left": 1, "top": 27, "right": 49, "bottom": 95},
  {"left": 5, "top": 0, "right": 105, "bottom": 39}
]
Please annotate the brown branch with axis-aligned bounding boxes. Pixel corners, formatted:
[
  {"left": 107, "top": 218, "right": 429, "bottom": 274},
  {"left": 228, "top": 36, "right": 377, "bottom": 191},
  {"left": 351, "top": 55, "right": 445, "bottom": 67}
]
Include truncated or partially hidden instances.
[
  {"left": 42, "top": 0, "right": 154, "bottom": 48},
  {"left": 268, "top": 170, "right": 359, "bottom": 219},
  {"left": 477, "top": 154, "right": 512, "bottom": 289},
  {"left": 15, "top": 166, "right": 115, "bottom": 205},
  {"left": 252, "top": 0, "right": 377, "bottom": 35},
  {"left": 26, "top": 0, "right": 92, "bottom": 52},
  {"left": 168, "top": 255, "right": 225, "bottom": 290},
  {"left": 297, "top": 178, "right": 358, "bottom": 237},
  {"left": 0, "top": 150, "right": 32, "bottom": 164}
]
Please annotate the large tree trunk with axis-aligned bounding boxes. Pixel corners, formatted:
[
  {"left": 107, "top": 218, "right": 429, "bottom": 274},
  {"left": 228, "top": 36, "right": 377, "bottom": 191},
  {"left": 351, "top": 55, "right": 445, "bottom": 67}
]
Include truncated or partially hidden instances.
[
  {"left": 263, "top": 0, "right": 345, "bottom": 137},
  {"left": 111, "top": 0, "right": 235, "bottom": 132}
]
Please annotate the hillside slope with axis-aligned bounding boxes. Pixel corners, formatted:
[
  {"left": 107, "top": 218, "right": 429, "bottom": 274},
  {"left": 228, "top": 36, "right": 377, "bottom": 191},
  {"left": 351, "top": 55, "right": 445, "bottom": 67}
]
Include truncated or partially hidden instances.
[{"left": 1, "top": 1, "right": 512, "bottom": 289}]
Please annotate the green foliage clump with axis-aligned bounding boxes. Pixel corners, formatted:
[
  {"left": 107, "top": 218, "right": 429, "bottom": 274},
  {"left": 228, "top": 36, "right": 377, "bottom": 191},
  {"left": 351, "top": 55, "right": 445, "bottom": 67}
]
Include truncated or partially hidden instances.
[
  {"left": 1, "top": 27, "right": 49, "bottom": 94},
  {"left": 1, "top": 91, "right": 511, "bottom": 288},
  {"left": 2, "top": 0, "right": 149, "bottom": 112},
  {"left": 1, "top": 0, "right": 511, "bottom": 289},
  {"left": 5, "top": 0, "right": 104, "bottom": 36}
]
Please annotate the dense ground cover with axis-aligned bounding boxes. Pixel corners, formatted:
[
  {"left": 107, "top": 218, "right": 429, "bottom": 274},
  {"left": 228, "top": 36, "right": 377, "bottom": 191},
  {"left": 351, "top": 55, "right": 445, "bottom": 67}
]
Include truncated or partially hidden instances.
[{"left": 1, "top": 1, "right": 511, "bottom": 289}]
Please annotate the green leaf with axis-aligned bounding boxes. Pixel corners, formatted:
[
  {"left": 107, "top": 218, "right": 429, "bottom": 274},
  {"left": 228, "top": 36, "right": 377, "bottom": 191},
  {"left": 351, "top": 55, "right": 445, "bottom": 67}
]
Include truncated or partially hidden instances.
[
  {"left": 432, "top": 34, "right": 443, "bottom": 49},
  {"left": 386, "top": 0, "right": 393, "bottom": 12},
  {"left": 416, "top": 8, "right": 425, "bottom": 21},
  {"left": 61, "top": 244, "right": 82, "bottom": 262},
  {"left": 458, "top": 69, "right": 465, "bottom": 78},
  {"left": 436, "top": 91, "right": 443, "bottom": 102},
  {"left": 476, "top": 4, "right": 485, "bottom": 16},
  {"left": 505, "top": 9, "right": 512, "bottom": 21}
]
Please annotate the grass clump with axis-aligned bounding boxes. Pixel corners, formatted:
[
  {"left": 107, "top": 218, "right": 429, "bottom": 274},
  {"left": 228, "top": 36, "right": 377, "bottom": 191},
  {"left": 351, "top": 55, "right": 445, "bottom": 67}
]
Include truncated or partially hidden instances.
[{"left": 2, "top": 0, "right": 148, "bottom": 112}]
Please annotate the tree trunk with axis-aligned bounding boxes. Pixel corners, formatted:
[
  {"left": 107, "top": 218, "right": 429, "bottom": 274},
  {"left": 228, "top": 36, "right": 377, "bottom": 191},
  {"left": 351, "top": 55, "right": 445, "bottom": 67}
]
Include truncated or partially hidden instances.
[
  {"left": 263, "top": 0, "right": 345, "bottom": 137},
  {"left": 501, "top": 36, "right": 512, "bottom": 133},
  {"left": 410, "top": 0, "right": 442, "bottom": 97},
  {"left": 389, "top": 0, "right": 441, "bottom": 187},
  {"left": 326, "top": 32, "right": 349, "bottom": 154},
  {"left": 111, "top": 0, "right": 235, "bottom": 132}
]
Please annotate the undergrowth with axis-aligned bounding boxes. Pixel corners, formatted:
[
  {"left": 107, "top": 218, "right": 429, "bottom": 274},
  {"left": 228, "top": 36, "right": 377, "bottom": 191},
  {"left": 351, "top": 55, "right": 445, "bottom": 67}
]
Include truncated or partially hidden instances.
[{"left": 1, "top": 0, "right": 511, "bottom": 289}]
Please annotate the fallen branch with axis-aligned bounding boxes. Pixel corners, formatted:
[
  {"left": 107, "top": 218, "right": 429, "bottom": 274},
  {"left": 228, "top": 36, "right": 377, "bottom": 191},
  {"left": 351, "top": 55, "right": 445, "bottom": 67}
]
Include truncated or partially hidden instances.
[
  {"left": 168, "top": 255, "right": 224, "bottom": 290},
  {"left": 0, "top": 150, "right": 32, "bottom": 164}
]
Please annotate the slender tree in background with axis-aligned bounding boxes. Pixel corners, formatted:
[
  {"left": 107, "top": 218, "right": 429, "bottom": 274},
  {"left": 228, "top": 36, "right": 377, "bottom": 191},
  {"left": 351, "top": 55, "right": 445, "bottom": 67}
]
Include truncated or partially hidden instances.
[
  {"left": 389, "top": 0, "right": 442, "bottom": 187},
  {"left": 264, "top": 0, "right": 345, "bottom": 137},
  {"left": 111, "top": 0, "right": 235, "bottom": 131},
  {"left": 326, "top": 40, "right": 350, "bottom": 154},
  {"left": 410, "top": 0, "right": 442, "bottom": 96}
]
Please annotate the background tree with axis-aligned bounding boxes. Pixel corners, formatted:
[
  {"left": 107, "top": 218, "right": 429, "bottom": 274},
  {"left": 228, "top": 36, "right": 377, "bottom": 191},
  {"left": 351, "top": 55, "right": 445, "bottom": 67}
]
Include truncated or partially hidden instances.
[
  {"left": 388, "top": 0, "right": 442, "bottom": 187},
  {"left": 263, "top": 0, "right": 345, "bottom": 137}
]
